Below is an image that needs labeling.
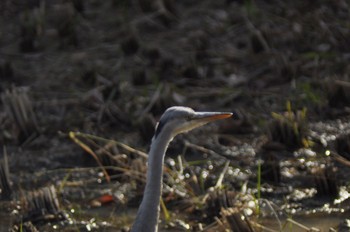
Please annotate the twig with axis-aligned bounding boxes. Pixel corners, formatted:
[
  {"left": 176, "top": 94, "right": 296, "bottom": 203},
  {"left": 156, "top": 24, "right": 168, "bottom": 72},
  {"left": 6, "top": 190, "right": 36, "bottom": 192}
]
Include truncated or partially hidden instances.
[
  {"left": 69, "top": 132, "right": 111, "bottom": 183},
  {"left": 245, "top": 18, "right": 270, "bottom": 52},
  {"left": 201, "top": 219, "right": 219, "bottom": 231},
  {"left": 260, "top": 199, "right": 282, "bottom": 230},
  {"left": 71, "top": 131, "right": 148, "bottom": 158},
  {"left": 286, "top": 218, "right": 319, "bottom": 231},
  {"left": 215, "top": 161, "right": 230, "bottom": 188},
  {"left": 40, "top": 166, "right": 146, "bottom": 187},
  {"left": 160, "top": 198, "right": 170, "bottom": 223},
  {"left": 331, "top": 150, "right": 350, "bottom": 167},
  {"left": 249, "top": 221, "right": 279, "bottom": 232},
  {"left": 184, "top": 141, "right": 223, "bottom": 159},
  {"left": 138, "top": 83, "right": 163, "bottom": 120}
]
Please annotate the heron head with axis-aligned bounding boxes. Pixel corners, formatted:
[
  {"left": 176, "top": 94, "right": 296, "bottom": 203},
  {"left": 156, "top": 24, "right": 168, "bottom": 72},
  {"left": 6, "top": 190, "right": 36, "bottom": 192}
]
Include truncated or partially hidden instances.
[{"left": 154, "top": 106, "right": 232, "bottom": 139}]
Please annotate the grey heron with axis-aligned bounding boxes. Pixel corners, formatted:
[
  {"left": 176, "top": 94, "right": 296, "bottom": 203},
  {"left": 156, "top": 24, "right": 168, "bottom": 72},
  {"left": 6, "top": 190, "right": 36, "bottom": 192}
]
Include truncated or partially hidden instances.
[{"left": 131, "top": 106, "right": 232, "bottom": 232}]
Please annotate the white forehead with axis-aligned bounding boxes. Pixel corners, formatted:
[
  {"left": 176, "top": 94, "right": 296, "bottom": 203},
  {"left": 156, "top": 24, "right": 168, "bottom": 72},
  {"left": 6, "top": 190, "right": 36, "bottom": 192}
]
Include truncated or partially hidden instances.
[{"left": 161, "top": 106, "right": 195, "bottom": 121}]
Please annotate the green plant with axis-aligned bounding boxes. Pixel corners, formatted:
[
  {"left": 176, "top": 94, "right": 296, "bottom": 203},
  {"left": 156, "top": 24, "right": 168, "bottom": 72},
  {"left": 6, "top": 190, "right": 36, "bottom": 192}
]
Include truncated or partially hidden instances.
[{"left": 267, "top": 101, "right": 310, "bottom": 150}]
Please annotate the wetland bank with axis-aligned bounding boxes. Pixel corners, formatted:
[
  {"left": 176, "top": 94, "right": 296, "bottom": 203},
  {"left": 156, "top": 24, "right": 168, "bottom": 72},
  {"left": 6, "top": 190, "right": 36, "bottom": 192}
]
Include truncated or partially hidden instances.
[{"left": 1, "top": 0, "right": 350, "bottom": 231}]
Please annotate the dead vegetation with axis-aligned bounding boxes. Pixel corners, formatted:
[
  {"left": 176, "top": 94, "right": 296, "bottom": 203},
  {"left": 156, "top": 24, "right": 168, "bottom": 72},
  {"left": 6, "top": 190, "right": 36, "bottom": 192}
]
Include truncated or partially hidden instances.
[{"left": 1, "top": 0, "right": 350, "bottom": 231}]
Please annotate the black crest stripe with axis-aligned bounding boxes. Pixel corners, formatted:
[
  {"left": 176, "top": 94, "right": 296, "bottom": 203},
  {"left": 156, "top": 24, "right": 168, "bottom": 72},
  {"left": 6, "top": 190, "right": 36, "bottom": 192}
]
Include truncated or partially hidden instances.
[{"left": 155, "top": 119, "right": 165, "bottom": 137}]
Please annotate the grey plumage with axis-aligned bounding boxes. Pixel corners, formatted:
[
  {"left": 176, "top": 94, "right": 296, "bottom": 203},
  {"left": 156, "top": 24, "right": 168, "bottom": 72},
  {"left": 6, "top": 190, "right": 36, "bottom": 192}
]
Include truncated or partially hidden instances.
[{"left": 131, "top": 106, "right": 232, "bottom": 232}]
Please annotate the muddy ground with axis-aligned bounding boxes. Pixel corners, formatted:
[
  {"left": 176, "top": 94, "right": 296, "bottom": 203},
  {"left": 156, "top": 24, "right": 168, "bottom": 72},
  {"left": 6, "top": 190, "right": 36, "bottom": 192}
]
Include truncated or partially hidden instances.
[{"left": 1, "top": 0, "right": 350, "bottom": 231}]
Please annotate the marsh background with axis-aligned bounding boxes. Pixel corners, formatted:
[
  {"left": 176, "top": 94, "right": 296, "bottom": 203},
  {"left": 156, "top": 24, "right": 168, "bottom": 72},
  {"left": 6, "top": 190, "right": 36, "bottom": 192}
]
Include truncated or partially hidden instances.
[{"left": 1, "top": 0, "right": 350, "bottom": 231}]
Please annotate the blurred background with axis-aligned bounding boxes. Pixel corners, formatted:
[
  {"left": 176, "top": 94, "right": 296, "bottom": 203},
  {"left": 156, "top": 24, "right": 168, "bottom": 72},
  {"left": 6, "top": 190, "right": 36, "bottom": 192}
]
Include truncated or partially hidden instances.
[{"left": 1, "top": 0, "right": 350, "bottom": 231}]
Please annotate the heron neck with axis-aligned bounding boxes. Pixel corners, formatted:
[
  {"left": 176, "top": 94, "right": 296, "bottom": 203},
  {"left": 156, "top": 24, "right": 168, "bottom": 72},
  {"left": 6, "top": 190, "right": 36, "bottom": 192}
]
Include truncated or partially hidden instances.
[{"left": 131, "top": 131, "right": 172, "bottom": 232}]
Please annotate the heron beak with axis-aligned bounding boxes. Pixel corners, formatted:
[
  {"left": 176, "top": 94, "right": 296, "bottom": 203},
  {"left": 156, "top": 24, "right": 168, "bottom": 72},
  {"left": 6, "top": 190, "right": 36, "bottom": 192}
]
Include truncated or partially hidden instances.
[
  {"left": 173, "top": 111, "right": 232, "bottom": 136},
  {"left": 192, "top": 111, "right": 233, "bottom": 122}
]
